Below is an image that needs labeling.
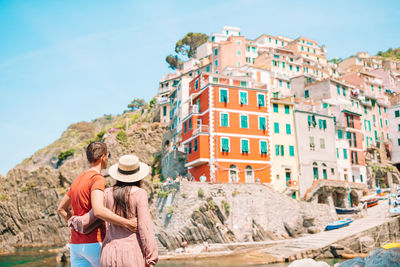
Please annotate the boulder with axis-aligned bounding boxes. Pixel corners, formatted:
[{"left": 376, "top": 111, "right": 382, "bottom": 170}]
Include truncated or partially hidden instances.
[{"left": 288, "top": 258, "right": 331, "bottom": 267}]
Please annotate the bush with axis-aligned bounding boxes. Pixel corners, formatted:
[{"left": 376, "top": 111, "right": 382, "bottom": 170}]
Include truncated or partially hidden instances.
[
  {"left": 222, "top": 200, "right": 230, "bottom": 214},
  {"left": 104, "top": 114, "right": 112, "bottom": 120},
  {"left": 157, "top": 189, "right": 170, "bottom": 198},
  {"left": 181, "top": 193, "right": 187, "bottom": 199},
  {"left": 208, "top": 199, "right": 217, "bottom": 211},
  {"left": 0, "top": 194, "right": 8, "bottom": 202},
  {"left": 116, "top": 130, "right": 128, "bottom": 143},
  {"left": 167, "top": 206, "right": 174, "bottom": 215},
  {"left": 57, "top": 149, "right": 75, "bottom": 162},
  {"left": 198, "top": 188, "right": 204, "bottom": 198}
]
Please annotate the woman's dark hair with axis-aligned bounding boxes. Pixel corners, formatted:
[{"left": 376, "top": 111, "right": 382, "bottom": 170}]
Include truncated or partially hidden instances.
[{"left": 113, "top": 180, "right": 142, "bottom": 218}]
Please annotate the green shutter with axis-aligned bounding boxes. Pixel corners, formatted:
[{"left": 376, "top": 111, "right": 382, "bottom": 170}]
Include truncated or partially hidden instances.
[
  {"left": 337, "top": 85, "right": 340, "bottom": 95},
  {"left": 220, "top": 89, "right": 228, "bottom": 102},
  {"left": 222, "top": 138, "right": 229, "bottom": 152},
  {"left": 286, "top": 124, "right": 291, "bottom": 134},
  {"left": 343, "top": 149, "right": 348, "bottom": 159},
  {"left": 258, "top": 94, "right": 265, "bottom": 106},
  {"left": 285, "top": 105, "right": 290, "bottom": 114},
  {"left": 346, "top": 131, "right": 352, "bottom": 139},
  {"left": 396, "top": 110, "right": 400, "bottom": 118},
  {"left": 259, "top": 117, "right": 266, "bottom": 130},
  {"left": 241, "top": 139, "right": 249, "bottom": 153},
  {"left": 241, "top": 115, "right": 248, "bottom": 128},
  {"left": 289, "top": 146, "right": 294, "bottom": 156},
  {"left": 280, "top": 145, "right": 284, "bottom": 156},
  {"left": 275, "top": 145, "right": 280, "bottom": 155},
  {"left": 273, "top": 103, "right": 279, "bottom": 112},
  {"left": 221, "top": 113, "right": 228, "bottom": 127},
  {"left": 318, "top": 119, "right": 323, "bottom": 129},
  {"left": 338, "top": 130, "right": 343, "bottom": 139},
  {"left": 323, "top": 120, "right": 327, "bottom": 129},
  {"left": 261, "top": 141, "right": 268, "bottom": 154},
  {"left": 274, "top": 122, "right": 279, "bottom": 133},
  {"left": 240, "top": 91, "right": 247, "bottom": 104},
  {"left": 308, "top": 115, "right": 313, "bottom": 126}
]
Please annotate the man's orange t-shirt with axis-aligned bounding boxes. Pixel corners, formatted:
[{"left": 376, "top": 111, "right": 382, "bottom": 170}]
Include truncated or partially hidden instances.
[{"left": 67, "top": 170, "right": 106, "bottom": 244}]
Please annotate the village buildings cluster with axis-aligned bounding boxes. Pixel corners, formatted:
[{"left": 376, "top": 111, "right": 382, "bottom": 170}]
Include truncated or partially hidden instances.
[{"left": 155, "top": 26, "right": 400, "bottom": 199}]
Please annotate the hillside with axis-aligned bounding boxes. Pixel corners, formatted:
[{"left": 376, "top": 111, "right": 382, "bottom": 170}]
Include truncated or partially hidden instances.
[
  {"left": 0, "top": 106, "right": 166, "bottom": 253},
  {"left": 377, "top": 47, "right": 400, "bottom": 60}
]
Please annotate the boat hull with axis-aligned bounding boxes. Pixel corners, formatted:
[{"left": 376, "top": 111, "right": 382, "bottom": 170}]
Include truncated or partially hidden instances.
[
  {"left": 335, "top": 207, "right": 360, "bottom": 214},
  {"left": 326, "top": 219, "right": 353, "bottom": 231}
]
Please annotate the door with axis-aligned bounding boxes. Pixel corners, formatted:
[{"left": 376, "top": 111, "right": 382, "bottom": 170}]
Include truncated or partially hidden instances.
[
  {"left": 245, "top": 166, "right": 254, "bottom": 183},
  {"left": 229, "top": 165, "right": 238, "bottom": 183},
  {"left": 286, "top": 172, "right": 291, "bottom": 187}
]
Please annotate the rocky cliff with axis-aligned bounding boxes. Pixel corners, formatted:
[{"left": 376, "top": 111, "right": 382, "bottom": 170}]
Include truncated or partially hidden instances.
[{"left": 0, "top": 108, "right": 166, "bottom": 253}]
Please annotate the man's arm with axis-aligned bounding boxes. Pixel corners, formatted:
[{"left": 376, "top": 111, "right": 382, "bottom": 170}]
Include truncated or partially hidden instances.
[
  {"left": 57, "top": 194, "right": 72, "bottom": 221},
  {"left": 91, "top": 189, "right": 137, "bottom": 232}
]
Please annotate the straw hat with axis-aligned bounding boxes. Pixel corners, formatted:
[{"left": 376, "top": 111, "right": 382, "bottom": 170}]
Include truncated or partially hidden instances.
[{"left": 109, "top": 155, "right": 150, "bottom": 183}]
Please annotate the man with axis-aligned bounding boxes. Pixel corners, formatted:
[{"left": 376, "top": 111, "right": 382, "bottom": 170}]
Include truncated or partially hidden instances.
[{"left": 57, "top": 141, "right": 137, "bottom": 266}]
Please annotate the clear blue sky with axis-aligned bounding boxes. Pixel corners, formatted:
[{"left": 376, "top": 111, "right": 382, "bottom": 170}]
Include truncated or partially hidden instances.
[{"left": 0, "top": 0, "right": 399, "bottom": 175}]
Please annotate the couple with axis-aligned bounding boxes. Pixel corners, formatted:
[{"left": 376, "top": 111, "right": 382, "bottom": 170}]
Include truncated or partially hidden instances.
[{"left": 57, "top": 141, "right": 158, "bottom": 266}]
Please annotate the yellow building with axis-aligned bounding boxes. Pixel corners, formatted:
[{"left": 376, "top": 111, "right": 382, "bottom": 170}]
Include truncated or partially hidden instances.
[{"left": 270, "top": 97, "right": 300, "bottom": 198}]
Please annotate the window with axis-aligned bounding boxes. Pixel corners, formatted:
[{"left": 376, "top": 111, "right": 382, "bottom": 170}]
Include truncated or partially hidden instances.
[
  {"left": 194, "top": 138, "right": 198, "bottom": 152},
  {"left": 296, "top": 66, "right": 300, "bottom": 72},
  {"left": 286, "top": 124, "right": 291, "bottom": 134},
  {"left": 273, "top": 92, "right": 279, "bottom": 98},
  {"left": 275, "top": 145, "right": 280, "bottom": 155},
  {"left": 305, "top": 90, "right": 309, "bottom": 98},
  {"left": 282, "top": 62, "right": 285, "bottom": 68},
  {"left": 398, "top": 124, "right": 400, "bottom": 131},
  {"left": 252, "top": 47, "right": 256, "bottom": 53},
  {"left": 215, "top": 60, "right": 218, "bottom": 66},
  {"left": 220, "top": 89, "right": 228, "bottom": 103},
  {"left": 214, "top": 49, "right": 218, "bottom": 56},
  {"left": 280, "top": 145, "right": 284, "bottom": 156},
  {"left": 188, "top": 118, "right": 192, "bottom": 130},
  {"left": 274, "top": 122, "right": 279, "bottom": 133},
  {"left": 239, "top": 91, "right": 248, "bottom": 105},
  {"left": 273, "top": 103, "right": 279, "bottom": 112},
  {"left": 163, "top": 106, "right": 167, "bottom": 116},
  {"left": 398, "top": 138, "right": 400, "bottom": 146},
  {"left": 287, "top": 82, "right": 290, "bottom": 89},
  {"left": 323, "top": 168, "right": 327, "bottom": 179},
  {"left": 257, "top": 94, "right": 265, "bottom": 107},
  {"left": 337, "top": 148, "right": 339, "bottom": 158},
  {"left": 319, "top": 119, "right": 327, "bottom": 129},
  {"left": 289, "top": 146, "right": 294, "bottom": 156},
  {"left": 360, "top": 174, "right": 363, "bottom": 183},
  {"left": 240, "top": 114, "right": 249, "bottom": 128},
  {"left": 313, "top": 164, "right": 318, "bottom": 180},
  {"left": 338, "top": 129, "right": 343, "bottom": 139},
  {"left": 188, "top": 142, "right": 192, "bottom": 154},
  {"left": 213, "top": 77, "right": 219, "bottom": 83},
  {"left": 342, "top": 87, "right": 346, "bottom": 96},
  {"left": 284, "top": 105, "right": 290, "bottom": 114},
  {"left": 259, "top": 116, "right": 267, "bottom": 130},
  {"left": 289, "top": 65, "right": 293, "bottom": 71},
  {"left": 260, "top": 140, "right": 268, "bottom": 154},
  {"left": 195, "top": 80, "right": 199, "bottom": 90},
  {"left": 308, "top": 115, "right": 316, "bottom": 127},
  {"left": 320, "top": 138, "right": 325, "bottom": 149},
  {"left": 310, "top": 136, "right": 315, "bottom": 150},
  {"left": 206, "top": 65, "right": 210, "bottom": 72},
  {"left": 279, "top": 80, "right": 282, "bottom": 87},
  {"left": 364, "top": 106, "right": 368, "bottom": 114},
  {"left": 220, "top": 113, "right": 229, "bottom": 127},
  {"left": 221, "top": 138, "right": 230, "bottom": 152},
  {"left": 343, "top": 149, "right": 348, "bottom": 159},
  {"left": 337, "top": 85, "right": 340, "bottom": 95},
  {"left": 240, "top": 81, "right": 247, "bottom": 87},
  {"left": 237, "top": 50, "right": 241, "bottom": 55},
  {"left": 241, "top": 139, "right": 249, "bottom": 153}
]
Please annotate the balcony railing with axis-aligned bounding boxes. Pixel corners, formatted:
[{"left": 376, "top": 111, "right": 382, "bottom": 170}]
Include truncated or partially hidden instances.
[
  {"left": 191, "top": 105, "right": 200, "bottom": 114},
  {"left": 193, "top": 125, "right": 210, "bottom": 135},
  {"left": 158, "top": 97, "right": 169, "bottom": 105}
]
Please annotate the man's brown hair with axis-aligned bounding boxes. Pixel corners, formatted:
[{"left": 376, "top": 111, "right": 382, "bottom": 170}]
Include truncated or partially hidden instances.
[{"left": 86, "top": 141, "right": 107, "bottom": 163}]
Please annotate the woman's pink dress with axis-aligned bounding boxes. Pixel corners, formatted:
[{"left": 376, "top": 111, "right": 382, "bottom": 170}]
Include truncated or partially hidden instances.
[{"left": 100, "top": 187, "right": 158, "bottom": 267}]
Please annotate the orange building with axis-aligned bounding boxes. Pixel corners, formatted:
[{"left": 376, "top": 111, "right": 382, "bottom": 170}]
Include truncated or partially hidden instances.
[{"left": 181, "top": 73, "right": 272, "bottom": 183}]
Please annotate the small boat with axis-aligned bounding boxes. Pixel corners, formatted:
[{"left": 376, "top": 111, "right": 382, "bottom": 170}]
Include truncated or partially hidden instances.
[
  {"left": 342, "top": 253, "right": 368, "bottom": 259},
  {"left": 335, "top": 207, "right": 360, "bottom": 214},
  {"left": 382, "top": 242, "right": 400, "bottom": 249},
  {"left": 389, "top": 208, "right": 400, "bottom": 217},
  {"left": 361, "top": 197, "right": 379, "bottom": 208},
  {"left": 326, "top": 218, "right": 353, "bottom": 231}
]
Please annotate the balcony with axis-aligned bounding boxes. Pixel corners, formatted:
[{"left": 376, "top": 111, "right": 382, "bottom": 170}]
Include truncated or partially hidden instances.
[
  {"left": 158, "top": 97, "right": 169, "bottom": 105},
  {"left": 193, "top": 125, "right": 210, "bottom": 136}
]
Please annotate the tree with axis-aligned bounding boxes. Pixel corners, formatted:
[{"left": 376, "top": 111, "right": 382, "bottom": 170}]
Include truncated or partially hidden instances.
[
  {"left": 166, "top": 55, "right": 182, "bottom": 70},
  {"left": 128, "top": 98, "right": 146, "bottom": 111},
  {"left": 174, "top": 32, "right": 209, "bottom": 58}
]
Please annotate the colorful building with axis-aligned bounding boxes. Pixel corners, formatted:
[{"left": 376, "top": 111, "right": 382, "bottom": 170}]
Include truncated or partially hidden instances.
[
  {"left": 270, "top": 98, "right": 299, "bottom": 197},
  {"left": 181, "top": 73, "right": 272, "bottom": 183}
]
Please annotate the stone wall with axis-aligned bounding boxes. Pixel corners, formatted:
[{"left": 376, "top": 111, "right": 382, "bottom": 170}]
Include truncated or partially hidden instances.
[{"left": 154, "top": 182, "right": 337, "bottom": 251}]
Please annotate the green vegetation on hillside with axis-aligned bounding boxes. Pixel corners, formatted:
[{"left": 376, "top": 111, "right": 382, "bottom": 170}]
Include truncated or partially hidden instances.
[{"left": 377, "top": 47, "right": 400, "bottom": 60}]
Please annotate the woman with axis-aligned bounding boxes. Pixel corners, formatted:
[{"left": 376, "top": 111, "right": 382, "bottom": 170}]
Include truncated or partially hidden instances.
[{"left": 69, "top": 155, "right": 158, "bottom": 267}]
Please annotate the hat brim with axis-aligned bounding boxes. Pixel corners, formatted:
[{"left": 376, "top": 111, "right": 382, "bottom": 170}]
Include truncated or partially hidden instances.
[{"left": 108, "top": 162, "right": 150, "bottom": 183}]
